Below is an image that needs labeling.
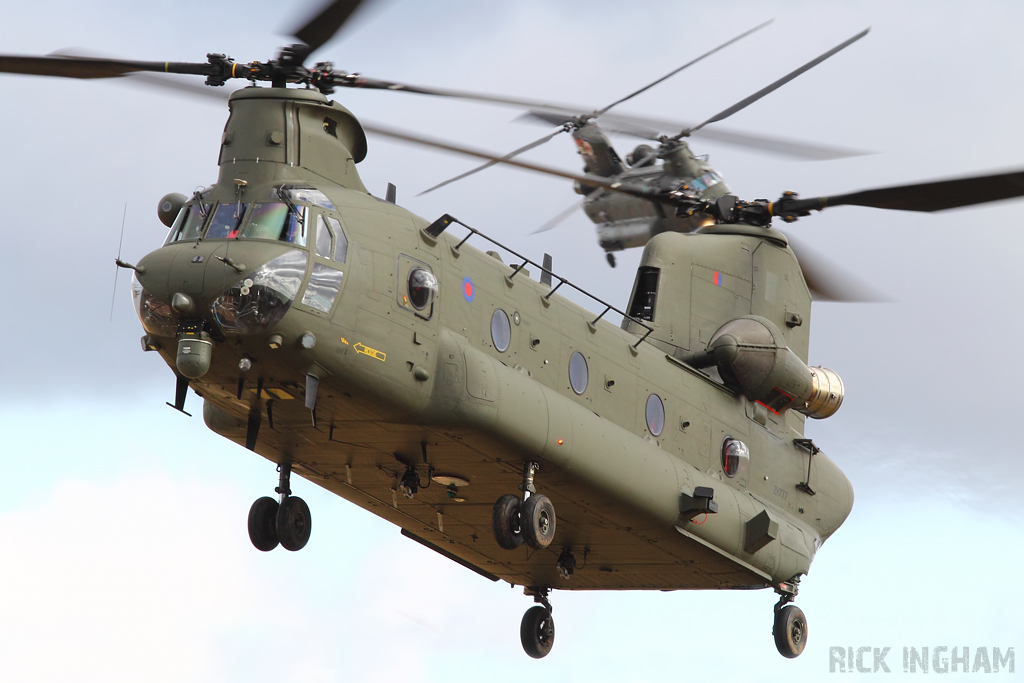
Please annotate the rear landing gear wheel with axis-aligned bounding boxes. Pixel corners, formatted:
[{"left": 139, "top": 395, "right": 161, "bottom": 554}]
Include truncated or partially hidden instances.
[
  {"left": 248, "top": 496, "right": 279, "bottom": 552},
  {"left": 520, "top": 605, "right": 555, "bottom": 659},
  {"left": 521, "top": 494, "right": 556, "bottom": 550},
  {"left": 773, "top": 604, "right": 808, "bottom": 658},
  {"left": 492, "top": 494, "right": 524, "bottom": 550},
  {"left": 277, "top": 495, "right": 312, "bottom": 551}
]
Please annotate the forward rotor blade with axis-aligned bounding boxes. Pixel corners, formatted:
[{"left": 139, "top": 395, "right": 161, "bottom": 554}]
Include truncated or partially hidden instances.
[
  {"left": 785, "top": 234, "right": 887, "bottom": 302},
  {"left": 417, "top": 128, "right": 566, "bottom": 196},
  {"left": 0, "top": 53, "right": 207, "bottom": 79},
  {"left": 289, "top": 0, "right": 368, "bottom": 54},
  {"left": 595, "top": 20, "right": 773, "bottom": 116},
  {"left": 519, "top": 108, "right": 870, "bottom": 160},
  {"left": 688, "top": 28, "right": 869, "bottom": 135},
  {"left": 362, "top": 122, "right": 666, "bottom": 204}
]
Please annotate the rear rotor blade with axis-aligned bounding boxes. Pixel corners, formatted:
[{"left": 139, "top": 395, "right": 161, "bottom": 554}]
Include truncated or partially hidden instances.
[
  {"left": 688, "top": 28, "right": 869, "bottom": 134},
  {"left": 786, "top": 233, "right": 887, "bottom": 302},
  {"left": 821, "top": 169, "right": 1024, "bottom": 212},
  {"left": 289, "top": 0, "right": 368, "bottom": 54}
]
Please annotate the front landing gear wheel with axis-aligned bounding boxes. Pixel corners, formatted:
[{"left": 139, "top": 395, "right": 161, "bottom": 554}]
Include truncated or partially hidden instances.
[
  {"left": 248, "top": 497, "right": 279, "bottom": 552},
  {"left": 492, "top": 494, "right": 523, "bottom": 550},
  {"left": 521, "top": 494, "right": 556, "bottom": 550},
  {"left": 520, "top": 605, "right": 555, "bottom": 659},
  {"left": 773, "top": 604, "right": 808, "bottom": 658},
  {"left": 277, "top": 496, "right": 312, "bottom": 551}
]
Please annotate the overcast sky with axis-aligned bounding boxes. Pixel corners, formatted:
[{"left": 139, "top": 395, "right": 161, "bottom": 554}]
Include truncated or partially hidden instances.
[{"left": 0, "top": 0, "right": 1021, "bottom": 680}]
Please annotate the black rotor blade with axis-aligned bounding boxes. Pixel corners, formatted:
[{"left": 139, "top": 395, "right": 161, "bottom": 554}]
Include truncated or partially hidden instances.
[
  {"left": 816, "top": 169, "right": 1024, "bottom": 212},
  {"left": 688, "top": 28, "right": 869, "bottom": 134},
  {"left": 0, "top": 53, "right": 207, "bottom": 79},
  {"left": 786, "top": 234, "right": 887, "bottom": 302},
  {"left": 290, "top": 0, "right": 367, "bottom": 54}
]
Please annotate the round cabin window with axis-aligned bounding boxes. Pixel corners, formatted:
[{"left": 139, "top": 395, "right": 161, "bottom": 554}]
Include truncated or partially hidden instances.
[
  {"left": 568, "top": 351, "right": 588, "bottom": 395},
  {"left": 722, "top": 437, "right": 750, "bottom": 478},
  {"left": 646, "top": 393, "right": 665, "bottom": 436},
  {"left": 407, "top": 268, "right": 438, "bottom": 310},
  {"left": 491, "top": 309, "right": 512, "bottom": 352}
]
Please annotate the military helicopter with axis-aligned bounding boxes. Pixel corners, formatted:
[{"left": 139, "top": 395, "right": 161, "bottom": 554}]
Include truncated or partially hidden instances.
[
  {"left": 418, "top": 26, "right": 870, "bottom": 268},
  {"left": 5, "top": 0, "right": 1024, "bottom": 662}
]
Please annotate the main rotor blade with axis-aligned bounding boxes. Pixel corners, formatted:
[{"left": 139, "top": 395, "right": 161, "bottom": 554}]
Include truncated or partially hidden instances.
[
  {"left": 289, "top": 0, "right": 368, "bottom": 54},
  {"left": 519, "top": 108, "right": 870, "bottom": 160},
  {"left": 531, "top": 195, "right": 597, "bottom": 235},
  {"left": 595, "top": 20, "right": 773, "bottom": 116},
  {"left": 0, "top": 54, "right": 207, "bottom": 79},
  {"left": 688, "top": 28, "right": 869, "bottom": 135},
  {"left": 362, "top": 122, "right": 666, "bottom": 203},
  {"left": 821, "top": 169, "right": 1024, "bottom": 212},
  {"left": 786, "top": 234, "right": 887, "bottom": 302},
  {"left": 417, "top": 128, "right": 566, "bottom": 195}
]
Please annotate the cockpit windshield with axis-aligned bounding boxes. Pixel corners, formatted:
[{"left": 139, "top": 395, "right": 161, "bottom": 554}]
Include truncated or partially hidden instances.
[
  {"left": 165, "top": 203, "right": 210, "bottom": 244},
  {"left": 206, "top": 203, "right": 249, "bottom": 239},
  {"left": 237, "top": 202, "right": 307, "bottom": 246}
]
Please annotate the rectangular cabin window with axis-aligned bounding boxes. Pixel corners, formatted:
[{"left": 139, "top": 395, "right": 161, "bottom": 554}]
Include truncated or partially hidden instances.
[{"left": 628, "top": 266, "right": 660, "bottom": 321}]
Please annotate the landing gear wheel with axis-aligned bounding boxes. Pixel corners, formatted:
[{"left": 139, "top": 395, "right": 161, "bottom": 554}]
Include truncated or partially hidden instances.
[
  {"left": 773, "top": 604, "right": 808, "bottom": 658},
  {"left": 492, "top": 494, "right": 524, "bottom": 550},
  {"left": 606, "top": 252, "right": 616, "bottom": 268},
  {"left": 277, "top": 496, "right": 312, "bottom": 551},
  {"left": 520, "top": 605, "right": 555, "bottom": 659},
  {"left": 521, "top": 494, "right": 556, "bottom": 550},
  {"left": 248, "top": 496, "right": 280, "bottom": 552}
]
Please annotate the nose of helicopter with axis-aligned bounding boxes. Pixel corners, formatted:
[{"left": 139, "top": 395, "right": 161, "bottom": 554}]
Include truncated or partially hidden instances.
[{"left": 132, "top": 240, "right": 306, "bottom": 356}]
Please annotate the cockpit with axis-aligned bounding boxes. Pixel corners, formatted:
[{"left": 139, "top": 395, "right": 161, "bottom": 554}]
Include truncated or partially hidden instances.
[
  {"left": 164, "top": 186, "right": 343, "bottom": 249},
  {"left": 137, "top": 184, "right": 349, "bottom": 339}
]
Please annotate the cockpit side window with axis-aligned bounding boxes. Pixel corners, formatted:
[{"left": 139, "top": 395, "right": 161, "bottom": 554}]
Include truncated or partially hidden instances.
[
  {"left": 328, "top": 216, "right": 348, "bottom": 263},
  {"left": 239, "top": 203, "right": 307, "bottom": 246},
  {"left": 206, "top": 203, "right": 249, "bottom": 239},
  {"left": 165, "top": 203, "right": 210, "bottom": 244},
  {"left": 314, "top": 214, "right": 333, "bottom": 259}
]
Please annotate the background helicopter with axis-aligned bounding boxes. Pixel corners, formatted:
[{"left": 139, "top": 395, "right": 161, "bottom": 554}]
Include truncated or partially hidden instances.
[
  {"left": 1, "top": 0, "right": 1023, "bottom": 681},
  {"left": 420, "top": 25, "right": 872, "bottom": 269}
]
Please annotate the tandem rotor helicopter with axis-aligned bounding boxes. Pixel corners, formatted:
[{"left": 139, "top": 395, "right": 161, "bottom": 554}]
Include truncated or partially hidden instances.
[
  {"left": 417, "top": 21, "right": 871, "bottom": 269},
  {"left": 5, "top": 0, "right": 1024, "bottom": 661}
]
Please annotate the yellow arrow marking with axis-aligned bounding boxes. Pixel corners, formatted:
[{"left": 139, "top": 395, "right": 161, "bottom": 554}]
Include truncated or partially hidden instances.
[{"left": 353, "top": 342, "right": 386, "bottom": 362}]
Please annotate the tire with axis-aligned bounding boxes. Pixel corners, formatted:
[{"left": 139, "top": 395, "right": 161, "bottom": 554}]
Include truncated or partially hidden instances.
[
  {"left": 277, "top": 496, "right": 312, "bottom": 551},
  {"left": 248, "top": 496, "right": 280, "bottom": 552},
  {"left": 521, "top": 494, "right": 556, "bottom": 550},
  {"left": 520, "top": 606, "right": 555, "bottom": 659},
  {"left": 492, "top": 494, "right": 523, "bottom": 550},
  {"left": 773, "top": 605, "right": 808, "bottom": 658}
]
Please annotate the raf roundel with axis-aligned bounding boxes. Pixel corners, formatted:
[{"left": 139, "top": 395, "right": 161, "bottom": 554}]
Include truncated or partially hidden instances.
[{"left": 462, "top": 276, "right": 475, "bottom": 302}]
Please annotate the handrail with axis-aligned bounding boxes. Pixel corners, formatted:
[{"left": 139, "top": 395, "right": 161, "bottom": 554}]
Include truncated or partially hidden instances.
[{"left": 425, "top": 214, "right": 654, "bottom": 348}]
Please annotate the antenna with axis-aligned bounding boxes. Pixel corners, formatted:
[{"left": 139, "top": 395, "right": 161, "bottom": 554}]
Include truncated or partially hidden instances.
[{"left": 109, "top": 203, "right": 128, "bottom": 322}]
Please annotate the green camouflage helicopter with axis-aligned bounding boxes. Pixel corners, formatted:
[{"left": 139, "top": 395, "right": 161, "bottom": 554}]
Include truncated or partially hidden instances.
[
  {"left": 4, "top": 0, "right": 1024, "bottom": 661},
  {"left": 418, "top": 23, "right": 870, "bottom": 268}
]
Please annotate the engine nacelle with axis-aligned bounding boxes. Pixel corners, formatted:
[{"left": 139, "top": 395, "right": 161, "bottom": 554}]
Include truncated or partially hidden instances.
[{"left": 692, "top": 316, "right": 844, "bottom": 419}]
